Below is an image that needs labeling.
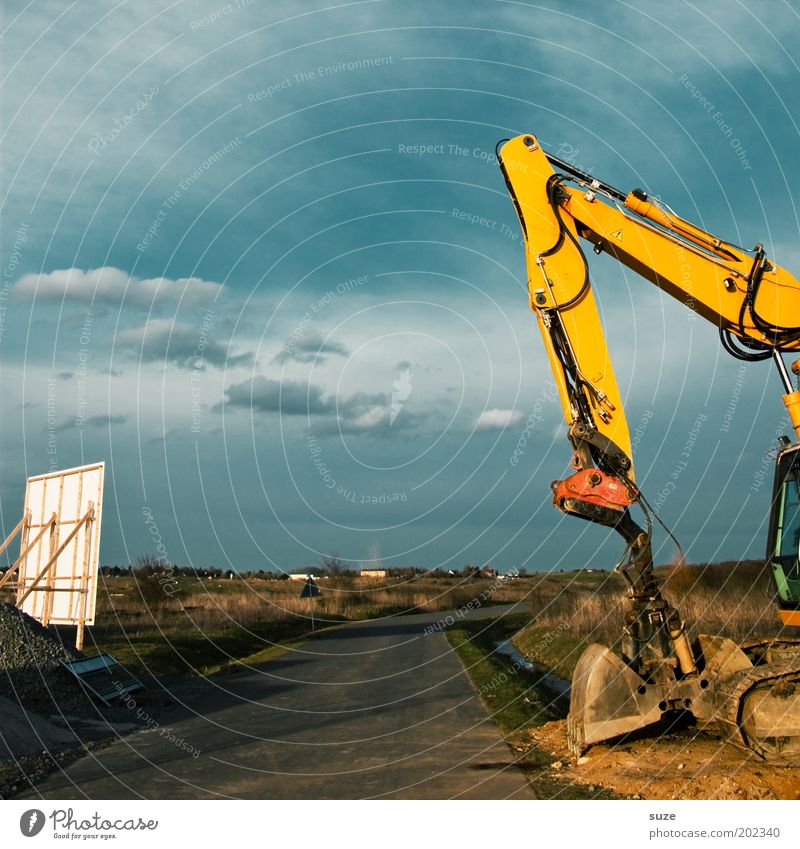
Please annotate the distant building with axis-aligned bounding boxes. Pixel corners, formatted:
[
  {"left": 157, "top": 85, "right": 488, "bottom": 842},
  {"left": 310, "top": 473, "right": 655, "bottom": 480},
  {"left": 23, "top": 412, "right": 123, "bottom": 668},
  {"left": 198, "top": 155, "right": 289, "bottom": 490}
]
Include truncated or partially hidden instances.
[
  {"left": 360, "top": 569, "right": 387, "bottom": 578},
  {"left": 289, "top": 573, "right": 322, "bottom": 581}
]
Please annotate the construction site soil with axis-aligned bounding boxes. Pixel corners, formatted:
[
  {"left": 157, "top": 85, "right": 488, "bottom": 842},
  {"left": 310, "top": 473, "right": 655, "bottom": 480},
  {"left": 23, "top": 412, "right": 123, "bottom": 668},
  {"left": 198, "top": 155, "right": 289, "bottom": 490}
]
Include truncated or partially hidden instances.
[
  {"left": 0, "top": 603, "right": 141, "bottom": 797},
  {"left": 525, "top": 719, "right": 800, "bottom": 800}
]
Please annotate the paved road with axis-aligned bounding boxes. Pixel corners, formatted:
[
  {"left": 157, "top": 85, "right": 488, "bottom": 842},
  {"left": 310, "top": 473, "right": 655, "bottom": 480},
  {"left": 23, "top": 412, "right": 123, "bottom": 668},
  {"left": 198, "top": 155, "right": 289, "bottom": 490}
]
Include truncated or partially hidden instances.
[{"left": 24, "top": 604, "right": 534, "bottom": 799}]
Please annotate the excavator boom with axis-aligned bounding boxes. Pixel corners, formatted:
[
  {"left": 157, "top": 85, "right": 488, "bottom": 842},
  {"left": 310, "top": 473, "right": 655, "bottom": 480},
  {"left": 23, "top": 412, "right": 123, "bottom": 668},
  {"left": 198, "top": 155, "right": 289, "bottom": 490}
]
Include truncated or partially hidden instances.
[{"left": 497, "top": 132, "right": 800, "bottom": 761}]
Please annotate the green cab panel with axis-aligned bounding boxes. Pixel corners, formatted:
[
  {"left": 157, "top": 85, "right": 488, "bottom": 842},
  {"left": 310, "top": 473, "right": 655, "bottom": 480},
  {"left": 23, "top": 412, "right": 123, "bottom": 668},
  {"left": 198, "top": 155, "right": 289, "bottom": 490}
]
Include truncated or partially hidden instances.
[{"left": 769, "top": 443, "right": 800, "bottom": 610}]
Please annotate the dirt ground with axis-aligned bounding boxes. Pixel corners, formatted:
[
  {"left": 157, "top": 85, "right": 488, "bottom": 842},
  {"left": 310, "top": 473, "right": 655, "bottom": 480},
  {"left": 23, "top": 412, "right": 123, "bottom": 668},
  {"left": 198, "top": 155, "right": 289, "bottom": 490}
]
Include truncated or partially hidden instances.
[{"left": 524, "top": 720, "right": 800, "bottom": 800}]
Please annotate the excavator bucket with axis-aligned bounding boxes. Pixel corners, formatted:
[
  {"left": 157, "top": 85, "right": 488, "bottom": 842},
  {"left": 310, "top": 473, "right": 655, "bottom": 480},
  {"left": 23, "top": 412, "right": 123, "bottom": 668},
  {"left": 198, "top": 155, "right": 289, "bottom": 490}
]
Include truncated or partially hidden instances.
[
  {"left": 567, "top": 643, "right": 663, "bottom": 757},
  {"left": 567, "top": 637, "right": 800, "bottom": 762}
]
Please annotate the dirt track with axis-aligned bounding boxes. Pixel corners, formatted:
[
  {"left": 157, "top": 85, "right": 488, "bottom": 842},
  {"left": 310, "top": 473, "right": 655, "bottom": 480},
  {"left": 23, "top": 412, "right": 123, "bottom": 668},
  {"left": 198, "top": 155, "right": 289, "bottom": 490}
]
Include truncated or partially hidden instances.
[{"left": 525, "top": 720, "right": 800, "bottom": 800}]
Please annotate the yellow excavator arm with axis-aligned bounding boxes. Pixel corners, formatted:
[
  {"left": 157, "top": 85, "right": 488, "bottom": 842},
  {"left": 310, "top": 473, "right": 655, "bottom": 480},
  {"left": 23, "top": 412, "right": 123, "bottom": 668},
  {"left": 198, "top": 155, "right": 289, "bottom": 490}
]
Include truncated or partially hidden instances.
[
  {"left": 497, "top": 132, "right": 800, "bottom": 761},
  {"left": 498, "top": 134, "right": 800, "bottom": 467}
]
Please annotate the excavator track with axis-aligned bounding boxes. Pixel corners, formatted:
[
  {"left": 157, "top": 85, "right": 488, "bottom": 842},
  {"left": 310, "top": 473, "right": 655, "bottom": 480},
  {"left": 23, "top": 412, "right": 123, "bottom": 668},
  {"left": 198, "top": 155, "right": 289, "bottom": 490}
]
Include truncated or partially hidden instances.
[{"left": 713, "top": 642, "right": 800, "bottom": 762}]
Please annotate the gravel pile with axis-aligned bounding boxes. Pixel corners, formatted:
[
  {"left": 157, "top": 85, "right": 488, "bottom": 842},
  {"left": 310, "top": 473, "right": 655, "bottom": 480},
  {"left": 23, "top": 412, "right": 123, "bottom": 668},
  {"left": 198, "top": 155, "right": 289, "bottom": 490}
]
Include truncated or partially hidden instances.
[
  {"left": 0, "top": 603, "right": 94, "bottom": 717},
  {"left": 0, "top": 605, "right": 149, "bottom": 791}
]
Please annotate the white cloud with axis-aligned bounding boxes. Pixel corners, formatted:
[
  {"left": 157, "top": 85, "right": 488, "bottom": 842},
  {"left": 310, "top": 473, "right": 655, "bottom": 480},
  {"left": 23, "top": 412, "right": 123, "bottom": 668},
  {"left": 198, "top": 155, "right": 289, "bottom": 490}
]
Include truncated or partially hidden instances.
[
  {"left": 116, "top": 318, "right": 252, "bottom": 369},
  {"left": 273, "top": 329, "right": 350, "bottom": 364},
  {"left": 475, "top": 408, "right": 524, "bottom": 431},
  {"left": 220, "top": 376, "right": 435, "bottom": 436},
  {"left": 343, "top": 405, "right": 389, "bottom": 432},
  {"left": 14, "top": 267, "right": 223, "bottom": 308}
]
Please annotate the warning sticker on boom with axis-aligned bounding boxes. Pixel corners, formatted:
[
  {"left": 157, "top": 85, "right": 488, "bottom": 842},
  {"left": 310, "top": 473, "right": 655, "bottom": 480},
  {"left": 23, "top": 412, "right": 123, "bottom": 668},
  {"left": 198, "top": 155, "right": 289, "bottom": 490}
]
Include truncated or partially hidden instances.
[{"left": 610, "top": 228, "right": 623, "bottom": 242}]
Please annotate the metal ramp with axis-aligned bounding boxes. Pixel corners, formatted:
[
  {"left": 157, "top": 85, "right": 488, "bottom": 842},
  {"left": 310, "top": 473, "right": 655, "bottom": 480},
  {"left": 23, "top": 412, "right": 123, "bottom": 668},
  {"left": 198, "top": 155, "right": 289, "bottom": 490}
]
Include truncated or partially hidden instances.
[{"left": 60, "top": 653, "right": 143, "bottom": 705}]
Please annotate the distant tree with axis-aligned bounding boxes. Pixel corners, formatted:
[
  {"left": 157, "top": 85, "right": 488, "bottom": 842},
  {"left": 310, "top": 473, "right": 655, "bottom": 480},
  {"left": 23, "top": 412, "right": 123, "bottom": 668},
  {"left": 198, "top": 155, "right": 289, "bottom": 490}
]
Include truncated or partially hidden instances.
[
  {"left": 130, "top": 554, "right": 174, "bottom": 607},
  {"left": 320, "top": 551, "right": 353, "bottom": 576},
  {"left": 132, "top": 554, "right": 179, "bottom": 605},
  {"left": 133, "top": 553, "right": 171, "bottom": 576}
]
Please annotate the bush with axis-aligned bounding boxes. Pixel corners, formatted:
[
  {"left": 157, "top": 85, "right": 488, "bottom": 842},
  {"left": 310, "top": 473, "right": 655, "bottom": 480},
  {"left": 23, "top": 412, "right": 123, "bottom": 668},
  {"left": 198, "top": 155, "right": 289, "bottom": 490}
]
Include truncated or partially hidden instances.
[{"left": 131, "top": 554, "right": 182, "bottom": 607}]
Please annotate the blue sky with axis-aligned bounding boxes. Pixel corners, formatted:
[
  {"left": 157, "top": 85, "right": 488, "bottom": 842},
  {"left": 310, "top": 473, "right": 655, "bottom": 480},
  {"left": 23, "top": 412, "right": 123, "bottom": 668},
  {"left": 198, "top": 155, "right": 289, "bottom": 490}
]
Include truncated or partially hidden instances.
[{"left": 1, "top": 0, "right": 799, "bottom": 572}]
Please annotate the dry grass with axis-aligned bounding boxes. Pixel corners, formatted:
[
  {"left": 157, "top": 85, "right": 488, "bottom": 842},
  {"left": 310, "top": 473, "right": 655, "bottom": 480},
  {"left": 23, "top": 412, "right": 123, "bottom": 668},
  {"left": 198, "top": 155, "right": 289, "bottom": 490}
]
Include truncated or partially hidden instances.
[
  {"left": 660, "top": 559, "right": 781, "bottom": 643},
  {"left": 513, "top": 559, "right": 788, "bottom": 681},
  {"left": 102, "top": 573, "right": 525, "bottom": 627},
  {"left": 524, "top": 560, "right": 783, "bottom": 647},
  {"left": 68, "top": 558, "right": 789, "bottom": 679},
  {"left": 87, "top": 573, "right": 530, "bottom": 675},
  {"left": 519, "top": 571, "right": 626, "bottom": 648}
]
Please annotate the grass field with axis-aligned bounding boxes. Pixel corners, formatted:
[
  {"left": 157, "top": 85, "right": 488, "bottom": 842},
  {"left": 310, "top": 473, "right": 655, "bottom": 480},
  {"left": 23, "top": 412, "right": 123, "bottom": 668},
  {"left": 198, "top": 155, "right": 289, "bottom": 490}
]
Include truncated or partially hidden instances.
[
  {"left": 446, "top": 612, "right": 562, "bottom": 733},
  {"left": 17, "top": 556, "right": 785, "bottom": 686},
  {"left": 512, "top": 559, "right": 787, "bottom": 681},
  {"left": 75, "top": 571, "right": 532, "bottom": 676},
  {"left": 445, "top": 612, "right": 614, "bottom": 799}
]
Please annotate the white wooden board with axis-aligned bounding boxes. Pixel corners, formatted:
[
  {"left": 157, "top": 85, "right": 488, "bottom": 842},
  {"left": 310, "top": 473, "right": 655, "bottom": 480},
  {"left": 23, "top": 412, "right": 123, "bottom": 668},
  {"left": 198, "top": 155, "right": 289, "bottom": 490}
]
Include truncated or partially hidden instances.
[{"left": 17, "top": 462, "right": 104, "bottom": 626}]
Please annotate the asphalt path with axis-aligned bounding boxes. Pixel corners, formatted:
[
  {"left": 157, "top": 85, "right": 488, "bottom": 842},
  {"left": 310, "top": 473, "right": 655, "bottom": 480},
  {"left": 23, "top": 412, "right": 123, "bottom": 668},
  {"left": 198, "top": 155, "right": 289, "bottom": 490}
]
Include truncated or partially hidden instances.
[{"left": 23, "top": 602, "right": 535, "bottom": 799}]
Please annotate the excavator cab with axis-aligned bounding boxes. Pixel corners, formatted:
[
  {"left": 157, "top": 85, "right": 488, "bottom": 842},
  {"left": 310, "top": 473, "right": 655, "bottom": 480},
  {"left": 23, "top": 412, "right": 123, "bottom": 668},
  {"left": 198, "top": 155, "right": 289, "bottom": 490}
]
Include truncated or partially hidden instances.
[{"left": 769, "top": 442, "right": 800, "bottom": 627}]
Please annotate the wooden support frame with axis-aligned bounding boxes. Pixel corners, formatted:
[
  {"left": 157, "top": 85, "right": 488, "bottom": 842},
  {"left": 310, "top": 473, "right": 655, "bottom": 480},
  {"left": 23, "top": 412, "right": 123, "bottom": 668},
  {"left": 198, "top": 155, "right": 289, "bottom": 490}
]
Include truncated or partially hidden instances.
[
  {"left": 0, "top": 514, "right": 28, "bottom": 561},
  {"left": 17, "top": 508, "right": 94, "bottom": 606},
  {"left": 0, "top": 511, "right": 51, "bottom": 592}
]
